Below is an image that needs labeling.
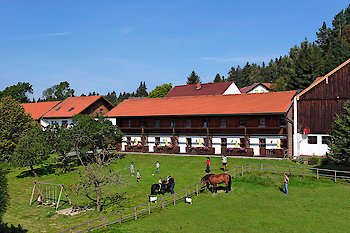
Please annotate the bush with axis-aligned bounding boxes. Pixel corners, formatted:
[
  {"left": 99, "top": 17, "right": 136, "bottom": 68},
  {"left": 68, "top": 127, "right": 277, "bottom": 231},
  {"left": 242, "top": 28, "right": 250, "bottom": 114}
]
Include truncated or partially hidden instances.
[
  {"left": 0, "top": 222, "right": 27, "bottom": 233},
  {"left": 308, "top": 156, "right": 319, "bottom": 165}
]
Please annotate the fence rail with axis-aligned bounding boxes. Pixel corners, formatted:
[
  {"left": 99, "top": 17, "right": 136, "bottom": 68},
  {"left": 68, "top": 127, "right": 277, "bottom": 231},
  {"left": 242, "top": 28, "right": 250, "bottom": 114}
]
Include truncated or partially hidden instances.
[{"left": 59, "top": 163, "right": 350, "bottom": 232}]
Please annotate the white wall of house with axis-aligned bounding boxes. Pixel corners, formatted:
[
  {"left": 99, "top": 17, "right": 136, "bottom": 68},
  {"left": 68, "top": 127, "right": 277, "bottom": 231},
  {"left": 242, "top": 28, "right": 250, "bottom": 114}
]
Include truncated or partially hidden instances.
[
  {"left": 41, "top": 118, "right": 73, "bottom": 128},
  {"left": 122, "top": 136, "right": 127, "bottom": 151},
  {"left": 250, "top": 137, "right": 260, "bottom": 155},
  {"left": 108, "top": 118, "right": 117, "bottom": 125},
  {"left": 178, "top": 137, "right": 187, "bottom": 153},
  {"left": 299, "top": 133, "right": 329, "bottom": 156},
  {"left": 247, "top": 84, "right": 269, "bottom": 93},
  {"left": 212, "top": 137, "right": 221, "bottom": 154},
  {"left": 223, "top": 83, "right": 241, "bottom": 95}
]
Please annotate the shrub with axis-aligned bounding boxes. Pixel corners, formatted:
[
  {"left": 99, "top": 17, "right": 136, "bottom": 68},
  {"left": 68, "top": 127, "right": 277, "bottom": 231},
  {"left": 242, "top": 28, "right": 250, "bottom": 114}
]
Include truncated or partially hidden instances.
[{"left": 308, "top": 156, "right": 319, "bottom": 165}]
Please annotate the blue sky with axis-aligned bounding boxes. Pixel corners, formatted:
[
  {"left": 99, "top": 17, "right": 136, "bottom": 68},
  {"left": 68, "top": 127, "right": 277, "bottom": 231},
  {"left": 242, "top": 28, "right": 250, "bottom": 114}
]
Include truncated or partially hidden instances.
[{"left": 0, "top": 0, "right": 349, "bottom": 100}]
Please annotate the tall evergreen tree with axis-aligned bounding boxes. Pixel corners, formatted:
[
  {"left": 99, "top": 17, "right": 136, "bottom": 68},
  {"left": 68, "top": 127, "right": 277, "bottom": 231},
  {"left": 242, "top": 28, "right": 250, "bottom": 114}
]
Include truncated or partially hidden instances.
[
  {"left": 213, "top": 73, "right": 224, "bottom": 83},
  {"left": 327, "top": 101, "right": 350, "bottom": 165},
  {"left": 186, "top": 71, "right": 201, "bottom": 84}
]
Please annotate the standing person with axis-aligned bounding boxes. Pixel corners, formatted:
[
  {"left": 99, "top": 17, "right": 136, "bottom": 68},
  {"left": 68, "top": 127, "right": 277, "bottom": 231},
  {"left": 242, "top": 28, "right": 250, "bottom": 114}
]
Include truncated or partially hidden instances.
[
  {"left": 222, "top": 155, "right": 227, "bottom": 171},
  {"left": 156, "top": 161, "right": 160, "bottom": 174},
  {"left": 130, "top": 162, "right": 134, "bottom": 176},
  {"left": 169, "top": 175, "right": 175, "bottom": 194},
  {"left": 158, "top": 177, "right": 162, "bottom": 191},
  {"left": 206, "top": 157, "right": 211, "bottom": 173},
  {"left": 284, "top": 173, "right": 289, "bottom": 195},
  {"left": 137, "top": 170, "right": 141, "bottom": 182}
]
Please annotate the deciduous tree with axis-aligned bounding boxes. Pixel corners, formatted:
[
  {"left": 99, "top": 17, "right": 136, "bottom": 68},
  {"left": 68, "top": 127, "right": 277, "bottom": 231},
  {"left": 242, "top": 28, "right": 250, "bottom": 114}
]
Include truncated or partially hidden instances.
[
  {"left": 148, "top": 83, "right": 172, "bottom": 98},
  {"left": 0, "top": 82, "right": 33, "bottom": 103},
  {"left": 42, "top": 81, "right": 75, "bottom": 101},
  {"left": 0, "top": 97, "right": 35, "bottom": 160}
]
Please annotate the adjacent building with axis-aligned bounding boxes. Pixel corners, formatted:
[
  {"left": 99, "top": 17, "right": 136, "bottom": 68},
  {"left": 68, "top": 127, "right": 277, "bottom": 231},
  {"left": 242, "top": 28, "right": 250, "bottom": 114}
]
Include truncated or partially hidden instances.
[
  {"left": 107, "top": 91, "right": 296, "bottom": 157},
  {"left": 23, "top": 101, "right": 61, "bottom": 121},
  {"left": 240, "top": 82, "right": 274, "bottom": 94},
  {"left": 292, "top": 59, "right": 350, "bottom": 157},
  {"left": 37, "top": 96, "right": 114, "bottom": 127},
  {"left": 165, "top": 81, "right": 241, "bottom": 97}
]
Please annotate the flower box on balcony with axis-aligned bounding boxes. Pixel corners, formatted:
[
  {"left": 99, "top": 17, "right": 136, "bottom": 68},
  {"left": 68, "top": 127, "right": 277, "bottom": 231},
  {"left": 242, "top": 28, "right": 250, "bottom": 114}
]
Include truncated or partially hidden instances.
[{"left": 224, "top": 148, "right": 254, "bottom": 156}]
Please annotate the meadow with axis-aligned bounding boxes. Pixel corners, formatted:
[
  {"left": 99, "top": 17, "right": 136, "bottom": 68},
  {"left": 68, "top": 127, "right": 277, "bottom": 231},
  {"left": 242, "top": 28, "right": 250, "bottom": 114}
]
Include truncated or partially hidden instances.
[{"left": 2, "top": 153, "right": 350, "bottom": 232}]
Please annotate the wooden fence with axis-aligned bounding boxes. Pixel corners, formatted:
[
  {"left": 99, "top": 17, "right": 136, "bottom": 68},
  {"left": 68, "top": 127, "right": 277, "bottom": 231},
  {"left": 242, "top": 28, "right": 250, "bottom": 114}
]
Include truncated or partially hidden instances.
[{"left": 59, "top": 163, "right": 350, "bottom": 232}]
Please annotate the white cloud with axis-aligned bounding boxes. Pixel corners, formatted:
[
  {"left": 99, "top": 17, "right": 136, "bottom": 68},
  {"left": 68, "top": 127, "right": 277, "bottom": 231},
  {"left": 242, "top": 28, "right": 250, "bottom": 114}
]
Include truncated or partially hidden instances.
[
  {"left": 41, "top": 32, "right": 72, "bottom": 37},
  {"left": 202, "top": 56, "right": 273, "bottom": 63},
  {"left": 119, "top": 27, "right": 133, "bottom": 35}
]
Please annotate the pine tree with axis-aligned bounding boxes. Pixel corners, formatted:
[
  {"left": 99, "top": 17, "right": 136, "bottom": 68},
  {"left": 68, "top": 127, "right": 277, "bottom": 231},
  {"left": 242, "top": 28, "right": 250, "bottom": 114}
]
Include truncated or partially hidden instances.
[
  {"left": 213, "top": 73, "right": 222, "bottom": 83},
  {"left": 186, "top": 71, "right": 201, "bottom": 84},
  {"left": 327, "top": 101, "right": 350, "bottom": 165}
]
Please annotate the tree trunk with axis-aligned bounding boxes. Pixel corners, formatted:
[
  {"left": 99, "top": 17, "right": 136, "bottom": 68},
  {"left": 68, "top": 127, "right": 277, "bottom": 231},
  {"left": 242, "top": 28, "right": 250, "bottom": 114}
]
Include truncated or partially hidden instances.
[
  {"left": 95, "top": 183, "right": 101, "bottom": 213},
  {"left": 30, "top": 164, "right": 37, "bottom": 176}
]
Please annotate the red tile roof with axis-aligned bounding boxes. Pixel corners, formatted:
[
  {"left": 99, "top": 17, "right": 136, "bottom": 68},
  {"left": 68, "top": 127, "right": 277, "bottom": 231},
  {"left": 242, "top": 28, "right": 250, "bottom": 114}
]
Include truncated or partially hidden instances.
[
  {"left": 165, "top": 82, "right": 235, "bottom": 97},
  {"left": 22, "top": 101, "right": 61, "bottom": 119},
  {"left": 240, "top": 83, "right": 274, "bottom": 93},
  {"left": 42, "top": 96, "right": 113, "bottom": 118},
  {"left": 106, "top": 91, "right": 296, "bottom": 117}
]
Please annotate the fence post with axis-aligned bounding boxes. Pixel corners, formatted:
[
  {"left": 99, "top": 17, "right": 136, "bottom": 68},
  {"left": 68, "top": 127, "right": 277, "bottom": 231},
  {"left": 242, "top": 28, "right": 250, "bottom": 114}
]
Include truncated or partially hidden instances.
[
  {"left": 148, "top": 202, "right": 150, "bottom": 214},
  {"left": 88, "top": 222, "right": 90, "bottom": 230},
  {"left": 303, "top": 167, "right": 305, "bottom": 178},
  {"left": 261, "top": 164, "right": 263, "bottom": 172},
  {"left": 104, "top": 217, "right": 107, "bottom": 228},
  {"left": 234, "top": 168, "right": 236, "bottom": 178},
  {"left": 317, "top": 169, "right": 319, "bottom": 180},
  {"left": 241, "top": 165, "right": 244, "bottom": 176},
  {"left": 335, "top": 170, "right": 337, "bottom": 182},
  {"left": 162, "top": 197, "right": 164, "bottom": 209},
  {"left": 70, "top": 228, "right": 72, "bottom": 233},
  {"left": 119, "top": 212, "right": 122, "bottom": 224},
  {"left": 196, "top": 184, "right": 199, "bottom": 195},
  {"left": 249, "top": 164, "right": 251, "bottom": 173},
  {"left": 185, "top": 188, "right": 187, "bottom": 197},
  {"left": 173, "top": 193, "right": 176, "bottom": 205},
  {"left": 289, "top": 166, "right": 291, "bottom": 176},
  {"left": 134, "top": 207, "right": 137, "bottom": 220},
  {"left": 275, "top": 165, "right": 277, "bottom": 174}
]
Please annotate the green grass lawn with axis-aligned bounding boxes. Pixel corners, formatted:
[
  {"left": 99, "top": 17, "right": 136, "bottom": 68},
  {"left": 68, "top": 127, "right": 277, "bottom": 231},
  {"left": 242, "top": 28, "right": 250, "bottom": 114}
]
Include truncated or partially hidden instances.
[{"left": 2, "top": 153, "right": 350, "bottom": 232}]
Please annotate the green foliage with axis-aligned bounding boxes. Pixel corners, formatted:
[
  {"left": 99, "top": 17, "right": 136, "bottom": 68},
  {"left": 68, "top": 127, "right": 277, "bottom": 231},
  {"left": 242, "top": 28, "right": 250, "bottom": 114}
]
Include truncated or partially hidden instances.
[
  {"left": 13, "top": 126, "right": 49, "bottom": 176},
  {"left": 308, "top": 156, "right": 320, "bottom": 165},
  {"left": 0, "top": 82, "right": 33, "bottom": 103},
  {"left": 42, "top": 81, "right": 75, "bottom": 101},
  {"left": 148, "top": 83, "right": 172, "bottom": 98},
  {"left": 135, "top": 81, "right": 148, "bottom": 97},
  {"left": 225, "top": 4, "right": 350, "bottom": 90},
  {"left": 327, "top": 101, "right": 350, "bottom": 165},
  {"left": 0, "top": 222, "right": 27, "bottom": 233},
  {"left": 0, "top": 97, "right": 35, "bottom": 160},
  {"left": 0, "top": 167, "right": 8, "bottom": 221},
  {"left": 186, "top": 71, "right": 201, "bottom": 84},
  {"left": 213, "top": 73, "right": 225, "bottom": 83}
]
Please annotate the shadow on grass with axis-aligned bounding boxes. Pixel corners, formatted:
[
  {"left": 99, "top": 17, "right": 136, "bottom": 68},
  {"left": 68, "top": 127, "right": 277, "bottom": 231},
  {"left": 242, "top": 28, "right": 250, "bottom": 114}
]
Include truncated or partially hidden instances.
[{"left": 16, "top": 159, "right": 81, "bottom": 178}]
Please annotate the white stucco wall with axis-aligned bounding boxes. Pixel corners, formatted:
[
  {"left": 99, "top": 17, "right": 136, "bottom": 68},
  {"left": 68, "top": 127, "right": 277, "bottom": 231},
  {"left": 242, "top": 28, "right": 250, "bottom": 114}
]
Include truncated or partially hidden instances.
[
  {"left": 41, "top": 118, "right": 73, "bottom": 128},
  {"left": 223, "top": 83, "right": 241, "bottom": 95},
  {"left": 299, "top": 133, "right": 329, "bottom": 156},
  {"left": 247, "top": 84, "right": 269, "bottom": 93},
  {"left": 108, "top": 117, "right": 117, "bottom": 125},
  {"left": 178, "top": 136, "right": 187, "bottom": 153},
  {"left": 212, "top": 137, "right": 221, "bottom": 154}
]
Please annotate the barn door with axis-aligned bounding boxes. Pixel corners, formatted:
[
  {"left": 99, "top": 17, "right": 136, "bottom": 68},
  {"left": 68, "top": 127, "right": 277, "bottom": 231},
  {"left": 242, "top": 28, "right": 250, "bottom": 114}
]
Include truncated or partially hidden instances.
[{"left": 259, "top": 138, "right": 266, "bottom": 156}]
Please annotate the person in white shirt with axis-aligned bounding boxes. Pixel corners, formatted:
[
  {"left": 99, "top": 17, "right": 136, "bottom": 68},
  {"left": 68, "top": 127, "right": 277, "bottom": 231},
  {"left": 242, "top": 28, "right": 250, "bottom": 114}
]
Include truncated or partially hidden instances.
[{"left": 222, "top": 155, "right": 228, "bottom": 171}]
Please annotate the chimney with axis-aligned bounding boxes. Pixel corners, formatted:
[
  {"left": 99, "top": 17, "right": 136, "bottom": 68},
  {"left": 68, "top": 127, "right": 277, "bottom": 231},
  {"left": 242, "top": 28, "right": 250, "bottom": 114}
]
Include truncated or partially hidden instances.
[{"left": 196, "top": 83, "right": 201, "bottom": 90}]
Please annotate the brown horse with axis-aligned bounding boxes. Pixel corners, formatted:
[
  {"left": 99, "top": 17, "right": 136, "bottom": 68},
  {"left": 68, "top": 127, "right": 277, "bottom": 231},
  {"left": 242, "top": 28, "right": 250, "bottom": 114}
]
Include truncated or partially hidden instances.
[{"left": 201, "top": 173, "right": 231, "bottom": 193}]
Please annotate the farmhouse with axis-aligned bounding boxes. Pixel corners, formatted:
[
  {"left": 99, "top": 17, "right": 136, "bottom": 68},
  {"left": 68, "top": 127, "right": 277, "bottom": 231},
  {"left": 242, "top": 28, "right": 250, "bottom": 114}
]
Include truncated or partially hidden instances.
[
  {"left": 39, "top": 95, "right": 114, "bottom": 127},
  {"left": 22, "top": 101, "right": 60, "bottom": 121},
  {"left": 165, "top": 81, "right": 241, "bottom": 97},
  {"left": 106, "top": 91, "right": 296, "bottom": 157},
  {"left": 292, "top": 58, "right": 350, "bottom": 157},
  {"left": 239, "top": 82, "right": 274, "bottom": 94}
]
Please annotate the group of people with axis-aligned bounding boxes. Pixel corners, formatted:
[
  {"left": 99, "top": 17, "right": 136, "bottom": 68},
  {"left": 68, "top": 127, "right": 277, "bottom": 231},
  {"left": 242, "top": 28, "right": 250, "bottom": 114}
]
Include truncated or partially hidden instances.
[
  {"left": 205, "top": 155, "right": 228, "bottom": 173},
  {"left": 130, "top": 160, "right": 175, "bottom": 194}
]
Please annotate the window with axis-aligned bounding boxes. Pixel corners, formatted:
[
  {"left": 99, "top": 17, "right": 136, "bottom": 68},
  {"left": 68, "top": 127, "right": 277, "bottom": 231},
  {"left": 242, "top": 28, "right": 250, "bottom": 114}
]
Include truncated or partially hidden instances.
[
  {"left": 155, "top": 120, "right": 160, "bottom": 128},
  {"left": 55, "top": 107, "right": 61, "bottom": 111},
  {"left": 99, "top": 109, "right": 103, "bottom": 114},
  {"left": 62, "top": 120, "right": 68, "bottom": 128},
  {"left": 322, "top": 136, "right": 330, "bottom": 144},
  {"left": 68, "top": 107, "right": 74, "bottom": 112},
  {"left": 240, "top": 117, "right": 246, "bottom": 127},
  {"left": 186, "top": 119, "right": 191, "bottom": 128},
  {"left": 140, "top": 120, "right": 146, "bottom": 128},
  {"left": 203, "top": 120, "right": 208, "bottom": 128},
  {"left": 280, "top": 116, "right": 287, "bottom": 126},
  {"left": 90, "top": 109, "right": 94, "bottom": 114},
  {"left": 170, "top": 120, "right": 176, "bottom": 127},
  {"left": 259, "top": 117, "right": 265, "bottom": 127},
  {"left": 127, "top": 120, "right": 131, "bottom": 128},
  {"left": 220, "top": 118, "right": 227, "bottom": 128},
  {"left": 240, "top": 138, "right": 245, "bottom": 148},
  {"left": 308, "top": 136, "right": 317, "bottom": 144},
  {"left": 155, "top": 137, "right": 160, "bottom": 146}
]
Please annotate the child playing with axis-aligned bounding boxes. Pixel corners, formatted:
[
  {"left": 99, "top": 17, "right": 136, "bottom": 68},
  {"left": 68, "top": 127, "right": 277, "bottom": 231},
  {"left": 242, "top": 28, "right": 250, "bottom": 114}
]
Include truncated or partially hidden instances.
[
  {"left": 137, "top": 170, "right": 141, "bottom": 182},
  {"left": 158, "top": 177, "right": 162, "bottom": 191}
]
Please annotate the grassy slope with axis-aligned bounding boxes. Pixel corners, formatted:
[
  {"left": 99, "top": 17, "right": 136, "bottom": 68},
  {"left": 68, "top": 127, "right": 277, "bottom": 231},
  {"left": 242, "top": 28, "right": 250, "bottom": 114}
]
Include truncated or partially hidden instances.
[{"left": 2, "top": 154, "right": 350, "bottom": 232}]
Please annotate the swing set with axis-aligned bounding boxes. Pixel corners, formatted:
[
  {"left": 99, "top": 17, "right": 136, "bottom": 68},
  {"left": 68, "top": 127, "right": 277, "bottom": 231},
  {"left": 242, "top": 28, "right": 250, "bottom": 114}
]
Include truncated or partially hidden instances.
[{"left": 29, "top": 180, "right": 72, "bottom": 209}]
